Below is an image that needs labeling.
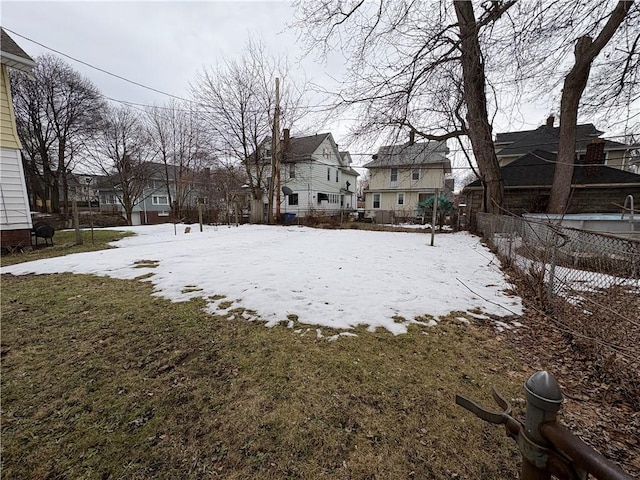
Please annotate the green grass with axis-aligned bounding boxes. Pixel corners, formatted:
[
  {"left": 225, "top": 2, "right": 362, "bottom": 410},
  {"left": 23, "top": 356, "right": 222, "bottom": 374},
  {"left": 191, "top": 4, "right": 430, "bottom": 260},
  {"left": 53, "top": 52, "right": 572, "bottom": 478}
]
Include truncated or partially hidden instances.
[
  {"left": 0, "top": 229, "right": 135, "bottom": 267},
  {"left": 1, "top": 273, "right": 525, "bottom": 479}
]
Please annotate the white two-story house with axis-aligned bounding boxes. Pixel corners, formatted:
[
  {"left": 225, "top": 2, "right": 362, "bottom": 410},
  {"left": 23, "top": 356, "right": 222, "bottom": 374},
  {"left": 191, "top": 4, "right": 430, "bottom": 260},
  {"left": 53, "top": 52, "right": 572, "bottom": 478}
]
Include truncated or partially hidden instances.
[
  {"left": 258, "top": 131, "right": 359, "bottom": 220},
  {"left": 363, "top": 140, "right": 452, "bottom": 223}
]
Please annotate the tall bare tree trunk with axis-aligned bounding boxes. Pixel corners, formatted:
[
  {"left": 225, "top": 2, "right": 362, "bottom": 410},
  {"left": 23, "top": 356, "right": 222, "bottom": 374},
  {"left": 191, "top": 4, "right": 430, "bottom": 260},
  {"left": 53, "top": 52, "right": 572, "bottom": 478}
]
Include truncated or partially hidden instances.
[
  {"left": 454, "top": 1, "right": 504, "bottom": 214},
  {"left": 547, "top": 1, "right": 633, "bottom": 214}
]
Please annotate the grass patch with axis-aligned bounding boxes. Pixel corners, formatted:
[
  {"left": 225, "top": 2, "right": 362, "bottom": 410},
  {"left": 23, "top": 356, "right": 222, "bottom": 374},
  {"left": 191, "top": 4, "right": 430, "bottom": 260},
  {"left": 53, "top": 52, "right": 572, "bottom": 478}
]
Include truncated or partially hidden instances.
[
  {"left": 182, "top": 286, "right": 204, "bottom": 294},
  {"left": 133, "top": 260, "right": 160, "bottom": 269},
  {"left": 0, "top": 229, "right": 135, "bottom": 267},
  {"left": 1, "top": 273, "right": 524, "bottom": 479}
]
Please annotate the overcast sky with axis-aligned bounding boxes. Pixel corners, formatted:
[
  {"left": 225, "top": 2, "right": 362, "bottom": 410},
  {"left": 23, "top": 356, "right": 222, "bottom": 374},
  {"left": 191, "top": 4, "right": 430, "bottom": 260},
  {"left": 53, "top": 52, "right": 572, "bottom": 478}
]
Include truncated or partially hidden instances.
[
  {"left": 3, "top": 1, "right": 635, "bottom": 168},
  {"left": 3, "top": 2, "right": 355, "bottom": 137}
]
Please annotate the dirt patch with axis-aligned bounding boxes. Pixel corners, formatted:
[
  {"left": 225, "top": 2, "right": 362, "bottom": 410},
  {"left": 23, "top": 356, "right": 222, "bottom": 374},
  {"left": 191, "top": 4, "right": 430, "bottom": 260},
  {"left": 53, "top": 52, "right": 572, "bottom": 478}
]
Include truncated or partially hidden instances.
[{"left": 501, "top": 283, "right": 640, "bottom": 478}]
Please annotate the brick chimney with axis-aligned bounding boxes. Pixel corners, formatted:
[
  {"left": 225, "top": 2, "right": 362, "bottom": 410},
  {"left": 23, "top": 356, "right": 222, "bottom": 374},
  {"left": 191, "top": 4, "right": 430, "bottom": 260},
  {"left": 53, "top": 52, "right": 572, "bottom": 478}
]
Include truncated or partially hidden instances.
[
  {"left": 546, "top": 115, "right": 554, "bottom": 129},
  {"left": 283, "top": 128, "right": 290, "bottom": 154},
  {"left": 583, "top": 138, "right": 605, "bottom": 177},
  {"left": 409, "top": 130, "right": 415, "bottom": 145}
]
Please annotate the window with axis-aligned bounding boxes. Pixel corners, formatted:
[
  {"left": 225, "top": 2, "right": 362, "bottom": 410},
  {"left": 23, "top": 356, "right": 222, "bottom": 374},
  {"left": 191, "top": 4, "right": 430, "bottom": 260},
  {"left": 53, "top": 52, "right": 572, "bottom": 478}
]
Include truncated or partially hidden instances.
[
  {"left": 158, "top": 211, "right": 170, "bottom": 217},
  {"left": 101, "top": 194, "right": 116, "bottom": 205},
  {"left": 288, "top": 193, "right": 299, "bottom": 206},
  {"left": 327, "top": 167, "right": 331, "bottom": 181},
  {"left": 397, "top": 193, "right": 405, "bottom": 205},
  {"left": 418, "top": 192, "right": 429, "bottom": 204},
  {"left": 335, "top": 170, "right": 339, "bottom": 182},
  {"left": 412, "top": 168, "right": 420, "bottom": 181},
  {"left": 289, "top": 163, "right": 296, "bottom": 179},
  {"left": 317, "top": 193, "right": 329, "bottom": 204},
  {"left": 152, "top": 195, "right": 169, "bottom": 205},
  {"left": 373, "top": 193, "right": 381, "bottom": 209},
  {"left": 390, "top": 168, "right": 398, "bottom": 183}
]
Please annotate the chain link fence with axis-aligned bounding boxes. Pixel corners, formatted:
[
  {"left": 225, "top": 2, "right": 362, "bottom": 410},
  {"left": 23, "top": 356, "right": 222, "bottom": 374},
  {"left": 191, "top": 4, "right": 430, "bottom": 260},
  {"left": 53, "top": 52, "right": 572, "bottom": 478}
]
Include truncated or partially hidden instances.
[{"left": 476, "top": 213, "right": 640, "bottom": 405}]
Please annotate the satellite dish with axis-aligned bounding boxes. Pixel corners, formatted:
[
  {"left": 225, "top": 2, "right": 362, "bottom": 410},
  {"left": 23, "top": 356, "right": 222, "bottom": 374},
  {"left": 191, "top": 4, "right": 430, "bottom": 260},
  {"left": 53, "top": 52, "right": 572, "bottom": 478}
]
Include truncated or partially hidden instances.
[{"left": 282, "top": 186, "right": 293, "bottom": 196}]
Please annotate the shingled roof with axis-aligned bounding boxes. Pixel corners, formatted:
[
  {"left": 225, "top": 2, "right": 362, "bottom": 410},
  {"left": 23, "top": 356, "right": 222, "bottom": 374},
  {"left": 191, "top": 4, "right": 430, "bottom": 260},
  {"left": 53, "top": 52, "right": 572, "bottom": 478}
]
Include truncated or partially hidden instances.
[
  {"left": 495, "top": 124, "right": 627, "bottom": 157},
  {"left": 283, "top": 133, "right": 331, "bottom": 162},
  {"left": 1, "top": 28, "right": 35, "bottom": 72},
  {"left": 466, "top": 150, "right": 640, "bottom": 188},
  {"left": 364, "top": 141, "right": 451, "bottom": 170}
]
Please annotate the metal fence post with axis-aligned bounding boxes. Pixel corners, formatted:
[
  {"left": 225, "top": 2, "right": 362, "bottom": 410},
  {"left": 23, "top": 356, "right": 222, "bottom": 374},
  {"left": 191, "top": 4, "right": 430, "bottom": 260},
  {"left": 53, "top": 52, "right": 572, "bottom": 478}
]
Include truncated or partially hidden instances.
[{"left": 521, "top": 371, "right": 564, "bottom": 480}]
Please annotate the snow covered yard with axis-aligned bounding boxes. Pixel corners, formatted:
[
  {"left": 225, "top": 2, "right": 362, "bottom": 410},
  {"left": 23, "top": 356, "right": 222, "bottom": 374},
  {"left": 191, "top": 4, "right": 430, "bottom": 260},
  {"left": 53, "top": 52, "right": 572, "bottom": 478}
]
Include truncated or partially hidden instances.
[{"left": 2, "top": 224, "right": 522, "bottom": 334}]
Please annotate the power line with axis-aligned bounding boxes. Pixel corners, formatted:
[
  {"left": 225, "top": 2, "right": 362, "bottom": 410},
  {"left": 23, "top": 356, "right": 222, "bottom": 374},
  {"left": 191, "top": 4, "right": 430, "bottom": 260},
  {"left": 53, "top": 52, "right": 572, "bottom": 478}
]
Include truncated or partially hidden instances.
[{"left": 6, "top": 27, "right": 637, "bottom": 169}]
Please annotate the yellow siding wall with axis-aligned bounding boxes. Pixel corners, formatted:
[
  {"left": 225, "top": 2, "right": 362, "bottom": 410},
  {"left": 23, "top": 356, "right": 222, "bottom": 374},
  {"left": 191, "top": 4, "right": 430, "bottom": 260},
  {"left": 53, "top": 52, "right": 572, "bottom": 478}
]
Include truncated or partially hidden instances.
[
  {"left": 0, "top": 65, "right": 22, "bottom": 150},
  {"left": 369, "top": 166, "right": 444, "bottom": 190}
]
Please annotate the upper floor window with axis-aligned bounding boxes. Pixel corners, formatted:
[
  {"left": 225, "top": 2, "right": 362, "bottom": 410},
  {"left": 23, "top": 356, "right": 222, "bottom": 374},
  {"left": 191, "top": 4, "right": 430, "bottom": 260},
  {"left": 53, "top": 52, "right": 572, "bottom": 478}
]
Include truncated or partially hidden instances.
[
  {"left": 152, "top": 195, "right": 169, "bottom": 205},
  {"left": 327, "top": 167, "right": 331, "bottom": 181},
  {"left": 101, "top": 194, "right": 116, "bottom": 205},
  {"left": 390, "top": 168, "right": 398, "bottom": 183},
  {"left": 412, "top": 168, "right": 420, "bottom": 181},
  {"left": 335, "top": 170, "right": 339, "bottom": 182},
  {"left": 289, "top": 163, "right": 296, "bottom": 179}
]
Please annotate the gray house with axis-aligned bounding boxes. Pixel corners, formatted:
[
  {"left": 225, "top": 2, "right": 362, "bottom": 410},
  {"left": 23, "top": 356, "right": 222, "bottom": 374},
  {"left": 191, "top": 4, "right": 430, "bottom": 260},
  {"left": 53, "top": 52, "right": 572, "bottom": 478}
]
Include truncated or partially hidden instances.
[{"left": 97, "top": 163, "right": 196, "bottom": 225}]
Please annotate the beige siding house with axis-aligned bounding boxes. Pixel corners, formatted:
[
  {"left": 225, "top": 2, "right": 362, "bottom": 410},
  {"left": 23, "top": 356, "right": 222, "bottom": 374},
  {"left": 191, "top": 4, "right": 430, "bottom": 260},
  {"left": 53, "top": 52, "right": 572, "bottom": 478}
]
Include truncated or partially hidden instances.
[
  {"left": 1, "top": 29, "right": 35, "bottom": 250},
  {"left": 363, "top": 141, "right": 452, "bottom": 223}
]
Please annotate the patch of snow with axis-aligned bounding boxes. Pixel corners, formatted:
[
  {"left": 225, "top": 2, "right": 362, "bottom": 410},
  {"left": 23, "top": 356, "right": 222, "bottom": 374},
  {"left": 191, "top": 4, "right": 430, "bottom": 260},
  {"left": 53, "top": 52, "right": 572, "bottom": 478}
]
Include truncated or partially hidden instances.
[
  {"left": 456, "top": 317, "right": 470, "bottom": 325},
  {"left": 2, "top": 225, "right": 523, "bottom": 335}
]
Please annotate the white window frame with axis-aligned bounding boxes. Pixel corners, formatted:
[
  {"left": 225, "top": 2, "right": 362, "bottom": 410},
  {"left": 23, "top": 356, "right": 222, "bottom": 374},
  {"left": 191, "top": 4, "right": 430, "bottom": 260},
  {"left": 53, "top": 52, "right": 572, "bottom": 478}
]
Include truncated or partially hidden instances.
[
  {"left": 288, "top": 193, "right": 299, "bottom": 206},
  {"left": 152, "top": 195, "right": 169, "bottom": 206},
  {"left": 390, "top": 168, "right": 398, "bottom": 184},
  {"left": 373, "top": 193, "right": 381, "bottom": 209},
  {"left": 289, "top": 163, "right": 296, "bottom": 179},
  {"left": 327, "top": 167, "right": 331, "bottom": 181},
  {"left": 397, "top": 192, "right": 405, "bottom": 205},
  {"left": 412, "top": 168, "right": 420, "bottom": 181}
]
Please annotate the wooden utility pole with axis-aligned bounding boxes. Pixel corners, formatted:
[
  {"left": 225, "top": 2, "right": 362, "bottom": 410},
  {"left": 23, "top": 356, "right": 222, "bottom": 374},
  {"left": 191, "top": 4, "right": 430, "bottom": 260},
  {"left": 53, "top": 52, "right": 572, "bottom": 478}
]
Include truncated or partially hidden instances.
[
  {"left": 274, "top": 78, "right": 281, "bottom": 223},
  {"left": 268, "top": 78, "right": 280, "bottom": 225}
]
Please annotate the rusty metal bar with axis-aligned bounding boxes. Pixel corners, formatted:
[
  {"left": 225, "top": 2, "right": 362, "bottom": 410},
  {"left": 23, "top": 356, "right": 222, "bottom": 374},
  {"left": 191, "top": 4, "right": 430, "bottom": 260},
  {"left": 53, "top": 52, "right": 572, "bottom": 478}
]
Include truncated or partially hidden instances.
[{"left": 540, "top": 422, "right": 634, "bottom": 480}]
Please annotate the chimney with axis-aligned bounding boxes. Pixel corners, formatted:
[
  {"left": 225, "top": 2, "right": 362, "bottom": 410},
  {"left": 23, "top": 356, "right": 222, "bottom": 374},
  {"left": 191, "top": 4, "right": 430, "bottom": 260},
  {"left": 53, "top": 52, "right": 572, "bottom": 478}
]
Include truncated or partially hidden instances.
[
  {"left": 283, "top": 128, "right": 290, "bottom": 152},
  {"left": 546, "top": 115, "right": 554, "bottom": 129},
  {"left": 583, "top": 138, "right": 605, "bottom": 177},
  {"left": 409, "top": 130, "right": 415, "bottom": 145}
]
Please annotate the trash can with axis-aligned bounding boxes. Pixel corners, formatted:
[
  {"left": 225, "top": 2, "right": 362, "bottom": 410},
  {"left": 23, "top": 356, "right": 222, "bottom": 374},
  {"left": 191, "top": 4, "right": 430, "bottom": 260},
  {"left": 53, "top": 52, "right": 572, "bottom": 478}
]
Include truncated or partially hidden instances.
[{"left": 284, "top": 213, "right": 296, "bottom": 223}]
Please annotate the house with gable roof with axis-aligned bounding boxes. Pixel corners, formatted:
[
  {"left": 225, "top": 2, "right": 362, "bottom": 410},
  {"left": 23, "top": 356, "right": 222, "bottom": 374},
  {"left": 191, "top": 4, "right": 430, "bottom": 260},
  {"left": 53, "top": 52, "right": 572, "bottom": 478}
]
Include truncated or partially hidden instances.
[
  {"left": 495, "top": 116, "right": 637, "bottom": 172},
  {"left": 463, "top": 141, "right": 640, "bottom": 216},
  {"left": 363, "top": 140, "right": 452, "bottom": 223},
  {"left": 256, "top": 130, "right": 359, "bottom": 219},
  {"left": 0, "top": 28, "right": 36, "bottom": 251}
]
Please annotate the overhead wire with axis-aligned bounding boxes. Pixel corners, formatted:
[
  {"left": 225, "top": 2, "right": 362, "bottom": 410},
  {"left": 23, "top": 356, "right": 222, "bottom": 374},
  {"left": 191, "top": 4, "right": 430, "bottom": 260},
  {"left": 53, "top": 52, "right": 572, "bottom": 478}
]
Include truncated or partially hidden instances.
[{"left": 5, "top": 27, "right": 638, "bottom": 171}]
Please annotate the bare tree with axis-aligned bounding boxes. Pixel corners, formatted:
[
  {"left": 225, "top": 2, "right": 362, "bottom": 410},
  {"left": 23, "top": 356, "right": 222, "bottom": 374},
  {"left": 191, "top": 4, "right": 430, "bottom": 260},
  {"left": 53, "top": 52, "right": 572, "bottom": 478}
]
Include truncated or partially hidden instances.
[
  {"left": 294, "top": 1, "right": 639, "bottom": 215},
  {"left": 293, "top": 1, "right": 515, "bottom": 213},
  {"left": 191, "top": 39, "right": 308, "bottom": 212},
  {"left": 146, "top": 100, "right": 211, "bottom": 218},
  {"left": 90, "top": 105, "right": 153, "bottom": 225},
  {"left": 504, "top": 1, "right": 638, "bottom": 213},
  {"left": 10, "top": 54, "right": 105, "bottom": 213}
]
